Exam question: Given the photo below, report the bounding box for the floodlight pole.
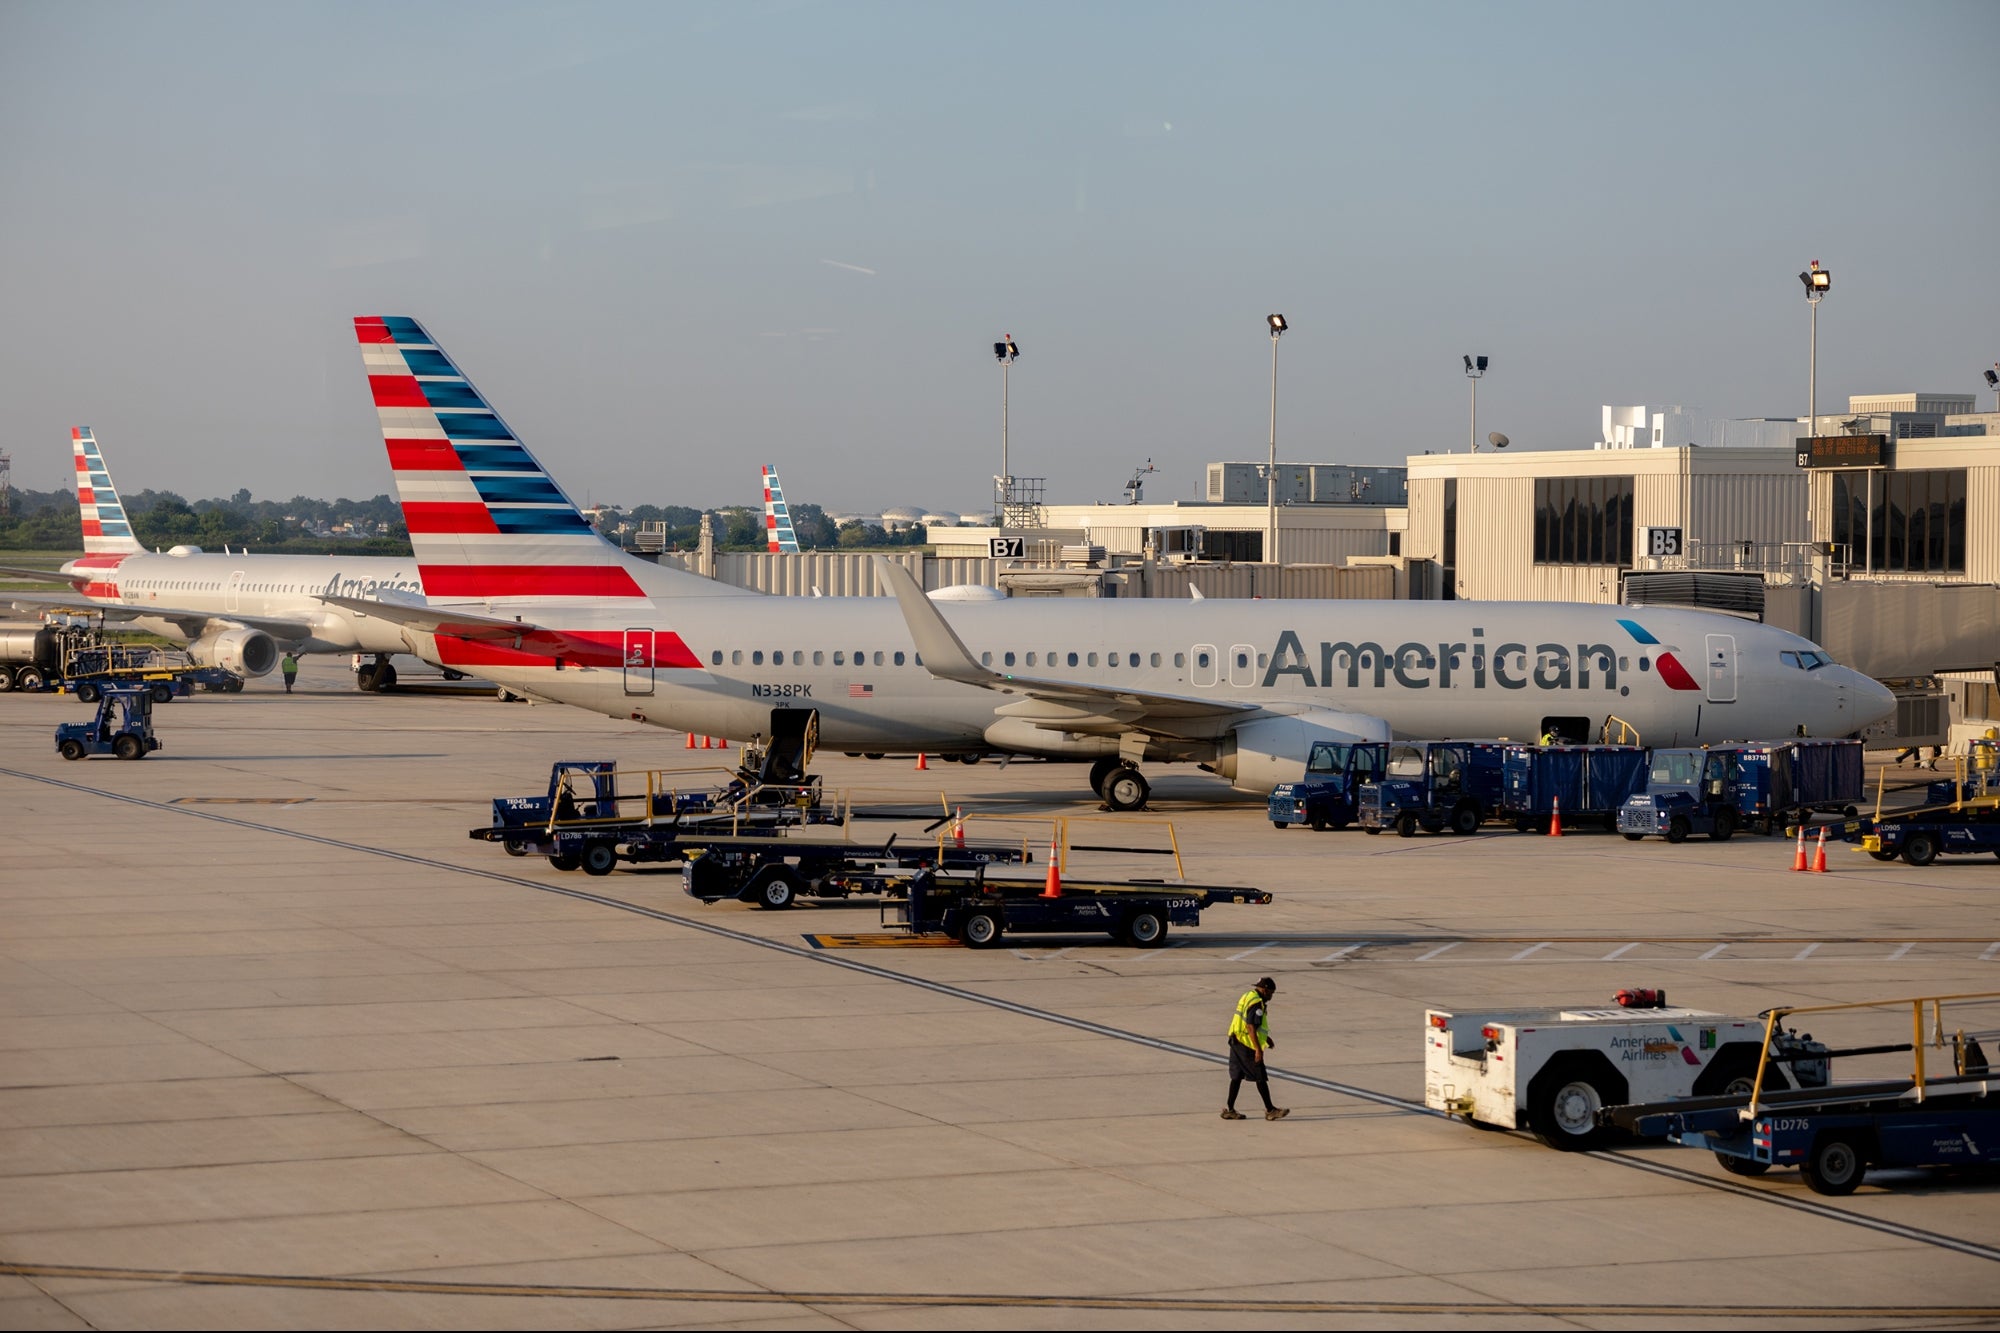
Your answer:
[1800,262,1831,551]
[1266,314,1286,565]
[994,336,1019,522]
[1464,356,1488,454]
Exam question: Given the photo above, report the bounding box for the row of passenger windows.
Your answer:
[709,648,1265,671]
[714,649,921,666]
[126,579,314,594]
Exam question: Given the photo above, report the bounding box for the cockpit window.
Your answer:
[1782,650,1831,670]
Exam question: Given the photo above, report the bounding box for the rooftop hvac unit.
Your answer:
[1060,544,1107,566]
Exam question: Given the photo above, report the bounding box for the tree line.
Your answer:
[0,487,929,554]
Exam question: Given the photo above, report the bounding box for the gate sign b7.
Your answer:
[1645,526,1683,558]
[990,536,1025,559]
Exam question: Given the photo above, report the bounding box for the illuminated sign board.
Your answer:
[1795,434,1890,469]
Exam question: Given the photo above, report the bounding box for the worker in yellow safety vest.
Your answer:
[1222,977,1289,1122]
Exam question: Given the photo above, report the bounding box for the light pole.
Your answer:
[1266,313,1286,565]
[1800,261,1831,436]
[993,335,1019,522]
[1463,355,1489,452]
[1984,364,1998,412]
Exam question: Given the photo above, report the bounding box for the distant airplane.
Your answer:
[331,315,1895,808]
[761,465,800,553]
[0,428,433,689]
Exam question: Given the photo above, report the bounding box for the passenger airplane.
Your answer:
[332,316,1895,807]
[761,466,800,553]
[0,428,434,689]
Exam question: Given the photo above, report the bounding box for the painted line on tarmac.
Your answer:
[7,765,1999,1270]
[2,1263,1995,1320]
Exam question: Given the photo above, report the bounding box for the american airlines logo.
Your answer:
[318,572,424,599]
[1258,622,1695,693]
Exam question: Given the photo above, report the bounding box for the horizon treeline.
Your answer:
[0,486,928,554]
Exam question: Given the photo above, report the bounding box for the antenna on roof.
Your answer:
[1123,459,1158,505]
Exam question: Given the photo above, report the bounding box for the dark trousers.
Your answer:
[1227,1038,1274,1110]
[283,674,296,693]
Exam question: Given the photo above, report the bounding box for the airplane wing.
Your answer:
[5,591,315,640]
[0,564,74,582]
[315,593,611,660]
[873,557,1257,736]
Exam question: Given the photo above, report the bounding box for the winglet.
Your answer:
[873,557,990,686]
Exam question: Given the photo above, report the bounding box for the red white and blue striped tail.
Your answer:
[73,428,142,555]
[354,317,730,604]
[762,465,800,553]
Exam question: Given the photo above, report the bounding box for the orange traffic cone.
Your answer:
[915,752,929,771]
[1548,795,1563,838]
[1041,838,1062,898]
[685,732,696,749]
[1791,824,1808,872]
[1811,825,1828,874]
[953,806,967,848]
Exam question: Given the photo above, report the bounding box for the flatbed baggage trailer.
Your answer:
[1608,989,1999,1194]
[473,759,837,867]
[682,837,1032,910]
[886,867,1272,948]
[1841,741,2000,866]
[1424,993,1830,1150]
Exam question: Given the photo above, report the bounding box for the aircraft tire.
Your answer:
[1088,757,1123,798]
[1103,767,1150,812]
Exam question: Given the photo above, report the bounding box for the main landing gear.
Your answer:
[1088,756,1151,812]
[354,654,399,693]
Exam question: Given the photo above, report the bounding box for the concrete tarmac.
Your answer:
[2,658,1996,1329]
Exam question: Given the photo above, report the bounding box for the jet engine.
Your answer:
[1213,710,1393,795]
[188,627,279,678]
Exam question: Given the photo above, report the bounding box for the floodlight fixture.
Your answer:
[993,336,1019,363]
[1799,260,1831,300]
[1267,313,1287,337]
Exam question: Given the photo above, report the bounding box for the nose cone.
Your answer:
[1849,669,1895,732]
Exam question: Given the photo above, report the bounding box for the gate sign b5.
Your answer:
[1645,526,1683,558]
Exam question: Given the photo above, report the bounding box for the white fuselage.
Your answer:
[412,591,1891,756]
[62,548,427,654]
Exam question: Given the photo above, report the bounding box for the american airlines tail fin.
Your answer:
[72,428,142,555]
[354,317,736,602]
[762,465,800,553]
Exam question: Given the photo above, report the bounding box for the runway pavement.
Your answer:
[2,657,1996,1329]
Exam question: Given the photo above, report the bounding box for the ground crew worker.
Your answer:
[280,651,299,694]
[1222,976,1288,1121]
[1540,728,1557,745]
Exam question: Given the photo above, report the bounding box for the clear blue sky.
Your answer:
[3,1,1995,515]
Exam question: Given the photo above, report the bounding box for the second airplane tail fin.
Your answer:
[762,465,800,553]
[72,428,142,555]
[354,316,735,603]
